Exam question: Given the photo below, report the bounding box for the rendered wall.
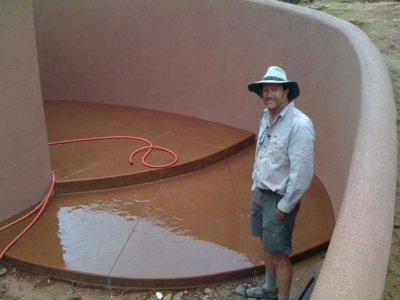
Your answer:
[34,0,361,215]
[32,0,397,299]
[0,0,51,221]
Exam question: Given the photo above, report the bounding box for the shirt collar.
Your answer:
[264,101,295,118]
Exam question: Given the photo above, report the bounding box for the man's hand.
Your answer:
[276,208,286,220]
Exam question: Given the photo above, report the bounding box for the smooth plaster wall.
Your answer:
[0,0,51,221]
[33,0,360,216]
[31,0,397,299]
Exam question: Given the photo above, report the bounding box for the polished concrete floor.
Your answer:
[0,100,335,288]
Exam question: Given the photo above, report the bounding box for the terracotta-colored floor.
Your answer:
[0,100,335,288]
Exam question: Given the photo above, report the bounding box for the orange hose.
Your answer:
[0,171,55,260]
[49,135,178,168]
[0,136,177,260]
[129,145,178,168]
[0,200,45,232]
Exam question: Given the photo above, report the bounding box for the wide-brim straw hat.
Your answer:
[248,66,300,101]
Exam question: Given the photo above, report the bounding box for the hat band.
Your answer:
[262,76,285,81]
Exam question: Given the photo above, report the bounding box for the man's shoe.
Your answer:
[235,284,278,299]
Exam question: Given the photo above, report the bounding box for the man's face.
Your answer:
[262,83,289,115]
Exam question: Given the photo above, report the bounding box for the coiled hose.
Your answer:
[0,136,177,259]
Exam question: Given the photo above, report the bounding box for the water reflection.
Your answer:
[57,199,254,277]
[57,206,136,273]
[110,217,254,278]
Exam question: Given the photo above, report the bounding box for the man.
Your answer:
[238,66,315,300]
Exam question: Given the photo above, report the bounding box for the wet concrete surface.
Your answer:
[0,101,335,288]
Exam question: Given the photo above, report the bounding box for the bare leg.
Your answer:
[264,250,276,275]
[271,253,292,297]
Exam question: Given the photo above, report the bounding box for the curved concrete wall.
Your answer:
[19,0,397,298]
[33,0,366,217]
[0,0,51,221]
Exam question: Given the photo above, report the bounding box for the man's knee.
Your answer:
[270,253,291,266]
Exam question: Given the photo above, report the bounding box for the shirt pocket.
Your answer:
[268,137,287,163]
[263,207,285,229]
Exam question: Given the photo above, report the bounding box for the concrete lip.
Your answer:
[45,100,255,194]
[0,101,335,288]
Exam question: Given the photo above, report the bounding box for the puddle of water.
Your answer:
[57,198,254,277]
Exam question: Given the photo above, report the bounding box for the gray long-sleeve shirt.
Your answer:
[252,102,315,213]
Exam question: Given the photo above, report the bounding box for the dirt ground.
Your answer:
[1,1,400,299]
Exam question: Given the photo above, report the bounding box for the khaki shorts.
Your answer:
[250,187,299,255]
